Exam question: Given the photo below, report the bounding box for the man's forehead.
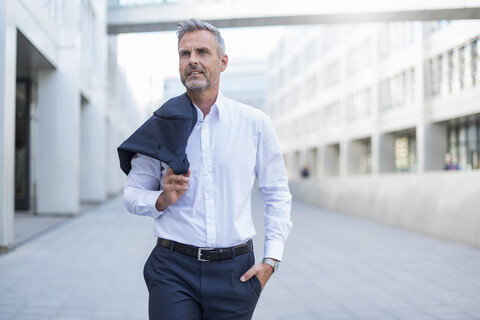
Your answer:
[179,30,216,49]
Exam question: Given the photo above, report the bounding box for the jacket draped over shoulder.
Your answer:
[117,93,197,175]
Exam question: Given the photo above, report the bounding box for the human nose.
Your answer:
[188,52,199,65]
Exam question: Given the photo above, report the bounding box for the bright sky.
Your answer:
[116,26,287,107]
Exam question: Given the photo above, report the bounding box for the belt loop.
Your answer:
[231,246,236,257]
[169,241,175,252]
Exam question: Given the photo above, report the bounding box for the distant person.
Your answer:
[118,19,292,320]
[301,164,310,178]
[444,153,458,170]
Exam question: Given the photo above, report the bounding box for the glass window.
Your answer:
[458,125,468,170]
[305,75,317,100]
[324,101,340,126]
[329,144,340,176]
[448,126,458,166]
[467,122,478,170]
[323,60,340,89]
[394,132,416,172]
[459,46,466,90]
[359,138,372,174]
[430,59,438,96]
[448,50,455,93]
[472,39,479,86]
[447,122,480,170]
[437,55,443,95]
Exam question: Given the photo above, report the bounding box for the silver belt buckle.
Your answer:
[198,247,214,261]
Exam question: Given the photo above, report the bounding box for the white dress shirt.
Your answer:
[123,92,292,261]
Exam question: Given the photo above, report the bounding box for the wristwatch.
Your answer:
[262,258,280,272]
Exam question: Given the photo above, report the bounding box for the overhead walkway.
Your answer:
[107,0,480,34]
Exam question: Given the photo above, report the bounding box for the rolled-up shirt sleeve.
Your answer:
[123,154,165,219]
[255,114,292,261]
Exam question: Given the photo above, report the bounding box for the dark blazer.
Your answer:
[117,93,197,175]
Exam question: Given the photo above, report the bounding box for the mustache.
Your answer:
[185,66,205,75]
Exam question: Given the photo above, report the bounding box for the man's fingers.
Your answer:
[165,170,190,184]
[240,265,257,282]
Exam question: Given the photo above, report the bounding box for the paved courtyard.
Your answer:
[1,190,480,320]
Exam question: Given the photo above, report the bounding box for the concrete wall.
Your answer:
[289,171,480,246]
[0,0,17,247]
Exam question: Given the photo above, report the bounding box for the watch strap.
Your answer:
[262,258,280,272]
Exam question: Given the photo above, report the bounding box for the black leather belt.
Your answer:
[156,238,253,261]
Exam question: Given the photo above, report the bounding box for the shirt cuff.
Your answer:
[146,190,165,219]
[263,240,285,261]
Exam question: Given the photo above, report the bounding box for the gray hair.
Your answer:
[176,18,226,57]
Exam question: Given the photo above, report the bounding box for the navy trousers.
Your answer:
[143,242,262,320]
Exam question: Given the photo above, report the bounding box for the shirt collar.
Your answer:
[193,91,225,122]
[215,91,225,122]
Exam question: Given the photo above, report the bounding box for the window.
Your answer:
[394,131,416,172]
[326,144,340,176]
[437,55,443,95]
[472,39,479,86]
[467,123,478,170]
[324,101,340,126]
[323,60,340,89]
[448,50,455,93]
[447,122,480,170]
[379,67,415,111]
[359,138,372,174]
[305,75,317,100]
[430,59,438,96]
[347,40,371,76]
[430,55,445,97]
[347,88,372,121]
[378,22,417,59]
[459,46,466,90]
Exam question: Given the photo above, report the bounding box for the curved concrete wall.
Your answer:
[289,171,480,246]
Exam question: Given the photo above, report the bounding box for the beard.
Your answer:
[181,67,219,92]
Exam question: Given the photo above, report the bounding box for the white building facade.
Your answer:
[267,21,480,246]
[0,0,142,249]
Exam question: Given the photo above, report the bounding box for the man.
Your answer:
[122,18,292,320]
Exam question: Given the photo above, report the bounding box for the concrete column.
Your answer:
[416,23,428,173]
[36,0,83,215]
[346,140,359,175]
[419,123,448,171]
[80,90,107,203]
[371,132,380,174]
[324,143,340,176]
[370,26,380,175]
[106,116,125,197]
[0,0,17,247]
[37,48,81,215]
[318,145,327,177]
[379,133,396,173]
[339,139,349,177]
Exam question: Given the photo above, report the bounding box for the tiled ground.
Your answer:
[1,191,479,320]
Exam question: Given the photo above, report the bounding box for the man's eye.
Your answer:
[181,52,190,57]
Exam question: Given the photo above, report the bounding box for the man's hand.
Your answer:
[155,168,191,211]
[240,262,274,291]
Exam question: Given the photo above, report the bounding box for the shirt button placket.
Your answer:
[201,119,216,247]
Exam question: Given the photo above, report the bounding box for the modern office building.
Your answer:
[0,0,143,248]
[267,21,480,245]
